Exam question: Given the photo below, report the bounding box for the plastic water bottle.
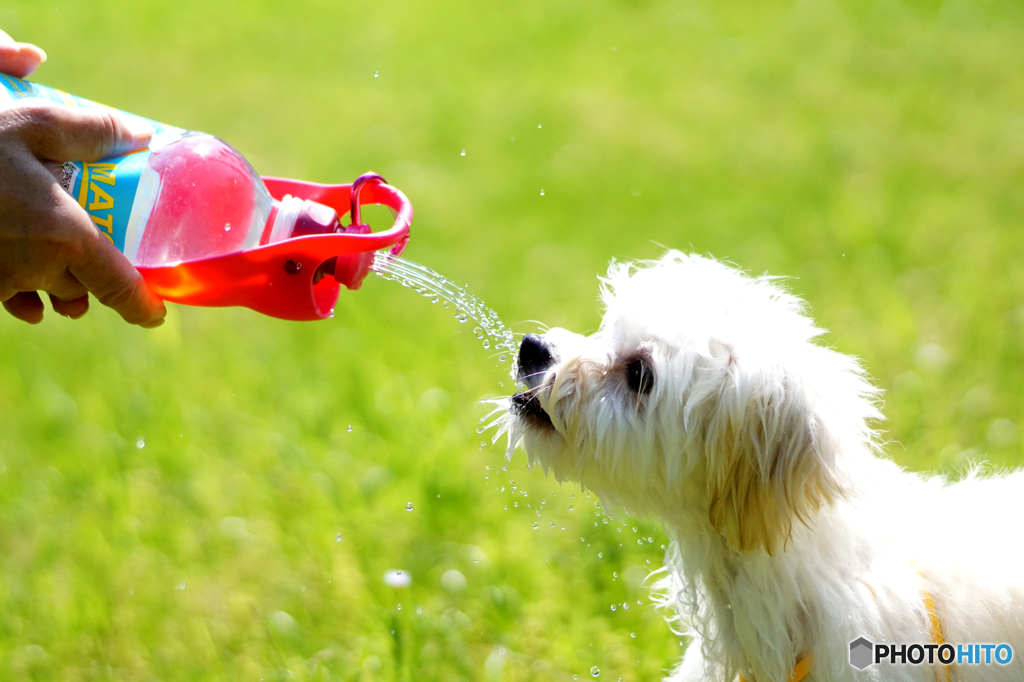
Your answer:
[0,74,341,267]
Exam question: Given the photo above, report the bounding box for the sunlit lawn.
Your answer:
[2,0,1024,679]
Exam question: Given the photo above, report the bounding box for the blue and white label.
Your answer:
[0,75,185,255]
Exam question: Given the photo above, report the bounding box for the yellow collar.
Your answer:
[738,655,811,682]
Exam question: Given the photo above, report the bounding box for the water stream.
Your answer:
[371,252,518,366]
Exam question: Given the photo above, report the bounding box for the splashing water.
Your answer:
[371,253,517,360]
[372,252,525,512]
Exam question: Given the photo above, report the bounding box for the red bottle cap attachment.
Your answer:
[137,173,412,321]
[291,200,340,238]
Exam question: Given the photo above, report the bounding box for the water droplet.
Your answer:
[476,426,485,434]
[610,604,616,611]
[336,533,342,542]
[540,189,545,196]
[136,438,145,449]
[460,149,466,156]
[347,425,353,433]
[374,71,379,77]
[384,570,412,588]
[406,502,414,511]
[224,224,232,232]
[499,354,507,362]
[622,602,628,610]
[533,522,538,530]
[502,464,508,472]
[473,327,484,338]
[482,339,490,349]
[726,603,732,609]
[613,571,618,579]
[591,666,600,677]
[175,581,186,591]
[630,632,636,639]
[597,552,603,559]
[568,504,574,511]
[397,603,402,610]
[538,124,543,129]
[456,313,468,323]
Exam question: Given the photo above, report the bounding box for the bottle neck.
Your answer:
[261,195,305,245]
[260,195,341,245]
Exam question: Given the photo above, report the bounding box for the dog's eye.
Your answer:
[625,357,654,395]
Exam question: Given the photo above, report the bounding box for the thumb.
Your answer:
[12,100,153,162]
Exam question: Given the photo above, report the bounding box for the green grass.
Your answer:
[3,0,1024,679]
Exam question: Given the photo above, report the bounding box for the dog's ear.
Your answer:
[705,368,845,553]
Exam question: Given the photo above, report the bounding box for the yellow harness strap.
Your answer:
[919,573,951,682]
[737,654,812,682]
[735,571,948,682]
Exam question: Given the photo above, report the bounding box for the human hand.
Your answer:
[0,32,166,327]
[0,29,46,78]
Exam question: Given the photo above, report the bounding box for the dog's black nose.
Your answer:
[518,334,555,389]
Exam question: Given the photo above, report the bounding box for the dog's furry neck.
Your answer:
[655,454,911,682]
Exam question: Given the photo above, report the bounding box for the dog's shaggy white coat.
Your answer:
[495,251,1024,681]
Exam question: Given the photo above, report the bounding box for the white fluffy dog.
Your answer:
[494,251,1024,681]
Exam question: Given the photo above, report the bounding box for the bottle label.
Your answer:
[58,152,156,256]
[1,74,182,262]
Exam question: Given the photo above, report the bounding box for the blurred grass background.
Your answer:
[2,0,1024,679]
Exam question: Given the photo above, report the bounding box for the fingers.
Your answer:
[43,267,89,302]
[2,291,44,324]
[11,101,152,163]
[1,291,92,322]
[0,30,46,79]
[48,292,89,319]
[67,227,166,328]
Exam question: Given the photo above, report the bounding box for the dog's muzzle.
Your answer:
[512,334,556,427]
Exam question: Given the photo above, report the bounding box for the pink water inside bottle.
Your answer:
[132,133,274,267]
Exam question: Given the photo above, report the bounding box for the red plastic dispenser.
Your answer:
[137,169,412,321]
[0,74,413,322]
